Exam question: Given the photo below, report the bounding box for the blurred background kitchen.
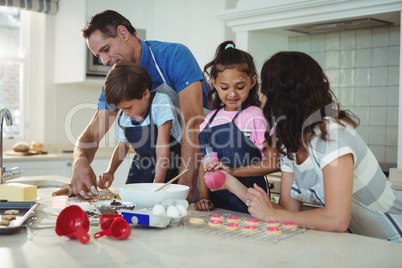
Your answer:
[1,0,401,188]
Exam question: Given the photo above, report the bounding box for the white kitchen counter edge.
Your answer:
[3,150,117,162]
[1,175,402,267]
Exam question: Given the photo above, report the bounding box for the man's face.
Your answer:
[87,29,135,66]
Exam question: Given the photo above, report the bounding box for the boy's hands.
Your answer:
[98,172,114,189]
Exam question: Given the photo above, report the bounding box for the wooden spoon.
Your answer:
[154,169,189,192]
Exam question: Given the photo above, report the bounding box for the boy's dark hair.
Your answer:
[204,40,261,110]
[104,61,152,107]
[82,10,136,39]
[261,51,359,160]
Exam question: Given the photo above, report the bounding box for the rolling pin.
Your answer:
[52,184,89,197]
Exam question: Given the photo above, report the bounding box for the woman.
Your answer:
[218,51,402,242]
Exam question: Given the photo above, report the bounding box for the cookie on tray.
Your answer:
[4,210,19,215]
[208,220,224,227]
[225,223,240,230]
[189,217,205,224]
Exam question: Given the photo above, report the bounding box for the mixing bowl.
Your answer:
[118,183,189,207]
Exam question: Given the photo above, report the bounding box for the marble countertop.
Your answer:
[1,176,401,268]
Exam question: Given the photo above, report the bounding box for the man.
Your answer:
[71,10,208,202]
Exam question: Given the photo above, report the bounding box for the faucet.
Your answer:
[0,108,23,184]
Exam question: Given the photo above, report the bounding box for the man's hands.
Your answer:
[71,110,118,199]
[71,157,99,199]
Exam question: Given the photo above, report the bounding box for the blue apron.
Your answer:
[198,107,268,213]
[119,92,181,184]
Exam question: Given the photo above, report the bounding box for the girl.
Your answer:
[222,51,402,242]
[195,41,279,213]
[98,61,181,187]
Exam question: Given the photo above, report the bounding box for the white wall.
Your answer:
[248,32,289,75]
[150,0,233,70]
[289,26,400,170]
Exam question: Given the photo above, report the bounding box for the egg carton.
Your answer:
[120,209,187,228]
[180,213,312,243]
[120,199,189,228]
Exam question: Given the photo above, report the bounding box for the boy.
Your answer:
[98,61,181,187]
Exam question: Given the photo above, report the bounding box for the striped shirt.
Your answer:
[115,92,181,144]
[281,118,402,242]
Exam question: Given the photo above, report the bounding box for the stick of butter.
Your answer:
[0,183,37,201]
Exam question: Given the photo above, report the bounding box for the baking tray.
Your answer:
[180,213,311,243]
[66,199,137,225]
[94,200,136,214]
[0,201,39,234]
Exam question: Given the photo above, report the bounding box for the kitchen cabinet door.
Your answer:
[5,160,73,177]
[54,0,149,85]
[54,0,88,84]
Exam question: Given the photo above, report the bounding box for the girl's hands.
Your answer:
[204,170,241,193]
[204,161,233,175]
[194,199,214,211]
[195,170,236,211]
[98,172,114,189]
[246,183,274,221]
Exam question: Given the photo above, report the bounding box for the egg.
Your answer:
[176,204,187,216]
[166,205,181,218]
[174,199,189,209]
[161,199,175,207]
[152,204,166,216]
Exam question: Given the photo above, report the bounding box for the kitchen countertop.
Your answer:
[3,148,117,162]
[1,176,401,268]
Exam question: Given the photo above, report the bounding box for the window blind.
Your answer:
[0,0,58,15]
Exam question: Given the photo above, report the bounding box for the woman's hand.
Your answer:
[98,172,114,189]
[246,183,274,221]
[204,161,234,175]
[194,199,214,211]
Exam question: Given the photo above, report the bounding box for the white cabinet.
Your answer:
[5,157,130,187]
[54,0,150,85]
[53,0,88,84]
[6,160,73,177]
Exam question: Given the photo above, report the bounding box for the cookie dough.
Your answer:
[1,215,16,221]
[0,220,10,226]
[4,210,19,215]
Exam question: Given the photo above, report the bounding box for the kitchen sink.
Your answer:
[6,175,70,188]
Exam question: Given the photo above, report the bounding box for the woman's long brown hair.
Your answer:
[260,51,359,160]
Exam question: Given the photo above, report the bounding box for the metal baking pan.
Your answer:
[0,202,39,234]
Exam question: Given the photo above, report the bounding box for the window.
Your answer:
[0,7,23,137]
